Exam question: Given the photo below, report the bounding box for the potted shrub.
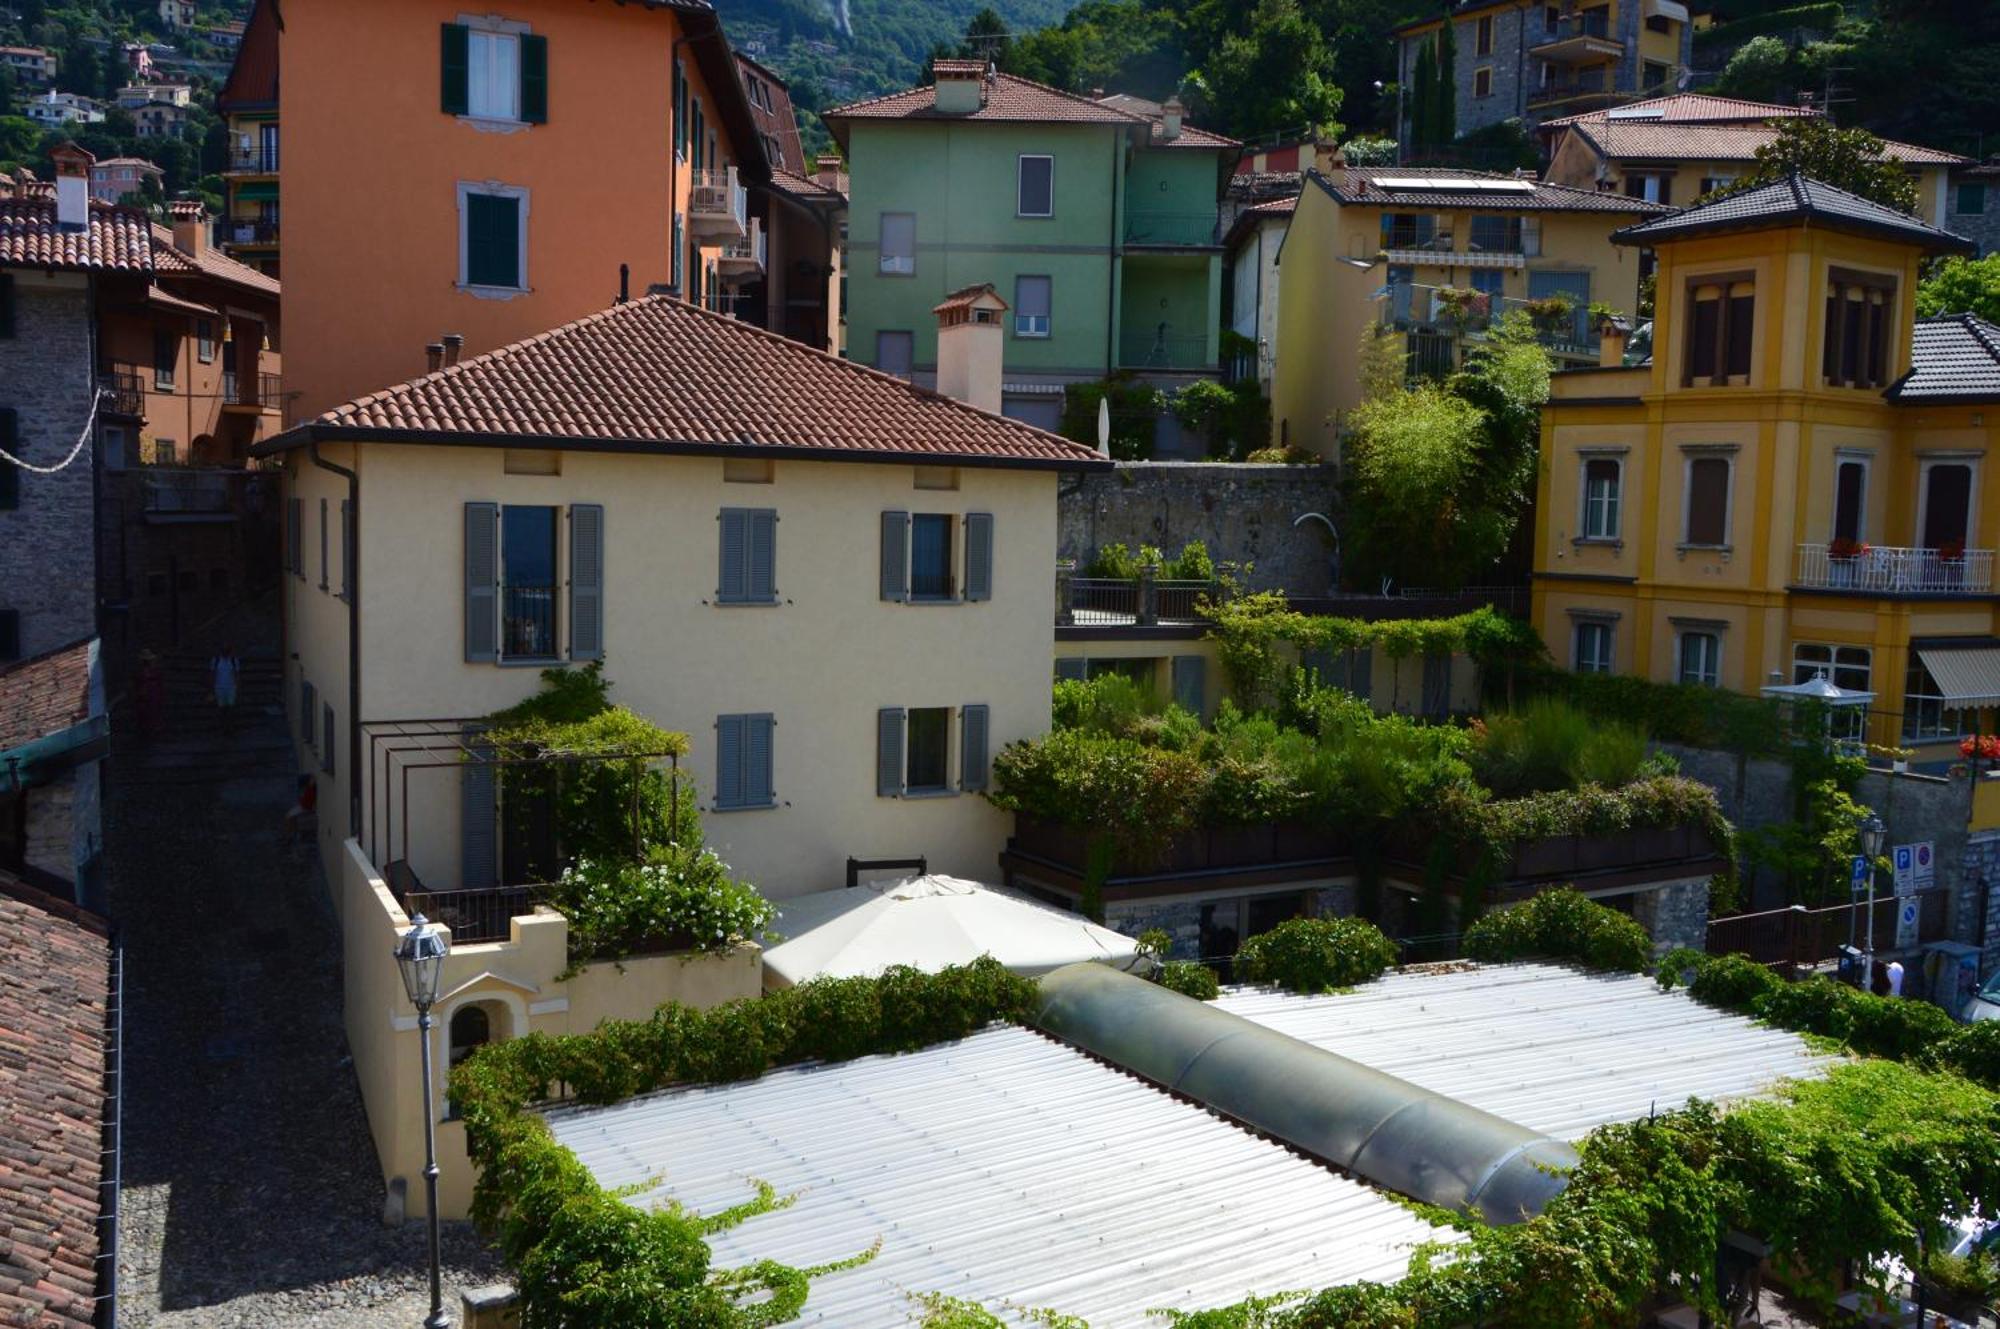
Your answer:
[1827,536,1868,587]
[1434,285,1491,333]
[1524,291,1577,339]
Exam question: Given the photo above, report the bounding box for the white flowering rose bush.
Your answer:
[551,843,777,970]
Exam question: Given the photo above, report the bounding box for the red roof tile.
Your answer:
[0,640,96,754]
[766,165,843,202]
[264,296,1104,470]
[0,871,112,1329]
[148,222,280,298]
[0,196,151,274]
[1572,120,1967,167]
[825,70,1145,135]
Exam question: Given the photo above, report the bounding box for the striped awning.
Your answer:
[1915,646,2000,706]
[1644,0,1691,21]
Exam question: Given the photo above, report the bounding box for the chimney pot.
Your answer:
[932,283,1007,415]
[169,198,207,260]
[49,142,92,231]
[1162,96,1183,142]
[442,334,464,367]
[426,343,445,372]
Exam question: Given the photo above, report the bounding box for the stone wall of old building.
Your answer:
[1058,462,1342,596]
[0,277,99,659]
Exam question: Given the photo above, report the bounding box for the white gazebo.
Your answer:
[1761,669,1876,744]
[762,874,1142,989]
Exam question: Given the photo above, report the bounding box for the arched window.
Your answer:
[448,1003,491,1069]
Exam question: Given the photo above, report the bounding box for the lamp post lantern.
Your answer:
[1857,816,1887,987]
[394,913,452,1329]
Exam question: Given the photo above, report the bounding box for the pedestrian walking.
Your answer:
[211,645,240,732]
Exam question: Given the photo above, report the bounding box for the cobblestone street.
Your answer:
[106,610,502,1327]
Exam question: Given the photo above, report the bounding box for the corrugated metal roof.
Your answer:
[545,1025,1451,1327]
[1215,963,1837,1141]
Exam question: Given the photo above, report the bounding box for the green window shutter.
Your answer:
[748,509,776,602]
[717,507,748,601]
[0,275,14,339]
[1171,655,1206,718]
[1055,658,1087,683]
[465,193,520,289]
[569,503,604,660]
[0,411,17,511]
[441,22,470,115]
[464,501,499,662]
[461,728,497,889]
[520,33,548,125]
[880,510,909,601]
[715,714,745,808]
[959,704,989,792]
[877,707,905,797]
[963,512,993,601]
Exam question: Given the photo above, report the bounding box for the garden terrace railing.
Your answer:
[1124,209,1220,247]
[1156,579,1211,622]
[222,216,280,245]
[142,467,235,514]
[385,859,547,946]
[99,365,145,417]
[1118,330,1210,372]
[1794,543,1994,595]
[1055,568,1216,626]
[1065,576,1140,625]
[226,144,280,172]
[1705,888,1950,971]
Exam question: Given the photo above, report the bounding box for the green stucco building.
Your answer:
[826,64,1236,440]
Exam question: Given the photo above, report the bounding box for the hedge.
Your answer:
[1461,887,1654,973]
[1235,916,1400,993]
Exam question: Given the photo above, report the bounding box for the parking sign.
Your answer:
[1892,844,1915,895]
[1913,842,1935,890]
[1896,896,1921,948]
[1849,855,1870,897]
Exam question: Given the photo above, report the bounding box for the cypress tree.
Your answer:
[1435,16,1458,148]
[1411,41,1435,153]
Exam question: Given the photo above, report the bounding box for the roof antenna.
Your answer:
[617,262,630,304]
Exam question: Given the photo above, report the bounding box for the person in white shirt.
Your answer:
[1886,959,1904,998]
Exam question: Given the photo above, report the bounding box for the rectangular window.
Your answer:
[1904,655,1975,741]
[467,29,520,121]
[1581,457,1621,539]
[1958,182,1986,215]
[1645,13,1672,31]
[714,713,775,810]
[1473,66,1493,98]
[1469,269,1505,298]
[1684,276,1753,385]
[1017,154,1054,217]
[1625,173,1671,205]
[1793,643,1871,738]
[909,513,954,600]
[875,330,913,378]
[1823,270,1897,389]
[1832,458,1866,543]
[1573,621,1614,674]
[1698,174,1736,196]
[1015,274,1051,337]
[1382,213,1436,249]
[717,507,777,604]
[905,706,951,793]
[1643,58,1670,87]
[1684,455,1731,546]
[1467,215,1520,253]
[196,318,215,363]
[879,211,915,275]
[501,504,559,659]
[153,328,177,389]
[1677,631,1721,687]
[462,189,524,290]
[1476,14,1493,53]
[1921,462,1973,551]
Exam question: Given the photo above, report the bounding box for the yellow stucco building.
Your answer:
[1270,161,1665,458]
[1532,174,2000,756]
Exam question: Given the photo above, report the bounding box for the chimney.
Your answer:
[931,58,986,115]
[932,283,1007,415]
[1162,96,1184,142]
[442,333,464,367]
[1312,140,1345,176]
[426,343,445,373]
[1598,316,1631,369]
[49,142,92,231]
[169,198,207,259]
[814,153,845,191]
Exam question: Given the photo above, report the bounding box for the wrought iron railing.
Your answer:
[1118,329,1210,371]
[502,584,558,659]
[99,364,145,416]
[1124,209,1219,247]
[1795,543,1994,594]
[226,144,280,172]
[222,368,283,407]
[222,216,279,245]
[142,468,234,513]
[1057,569,1215,626]
[1067,577,1140,625]
[397,878,547,946]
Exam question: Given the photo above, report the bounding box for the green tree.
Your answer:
[962,6,1009,64]
[1720,116,1923,214]
[1005,2,1185,99]
[0,67,14,120]
[1917,254,2000,323]
[1431,12,1457,152]
[1185,0,1343,142]
[1341,383,1489,588]
[1712,35,1795,104]
[1408,38,1435,151]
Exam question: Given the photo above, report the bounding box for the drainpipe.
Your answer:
[309,440,361,833]
[1106,127,1121,376]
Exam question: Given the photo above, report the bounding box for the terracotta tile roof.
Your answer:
[0,640,97,755]
[1092,93,1240,150]
[824,70,1145,143]
[933,282,1005,314]
[1887,315,2000,403]
[1228,170,1303,205]
[765,165,842,202]
[1612,174,1975,254]
[0,870,113,1329]
[1309,166,1672,214]
[1541,93,1821,129]
[1572,120,1967,167]
[1223,194,1296,250]
[0,196,151,274]
[930,58,986,77]
[264,296,1105,470]
[736,50,807,175]
[148,222,280,298]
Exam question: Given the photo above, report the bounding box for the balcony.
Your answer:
[142,467,236,515]
[1118,327,1210,372]
[99,364,145,418]
[717,220,767,283]
[1528,69,1618,110]
[220,368,283,413]
[1794,543,1995,596]
[225,144,279,174]
[221,216,279,247]
[1378,282,1599,361]
[688,166,747,241]
[1530,10,1622,63]
[1124,209,1219,248]
[1056,568,1214,627]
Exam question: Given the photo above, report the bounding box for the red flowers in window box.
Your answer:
[1938,540,1966,562]
[1957,734,2000,760]
[1828,537,1870,560]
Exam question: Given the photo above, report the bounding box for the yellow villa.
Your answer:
[1270,161,1665,457]
[1532,174,1999,757]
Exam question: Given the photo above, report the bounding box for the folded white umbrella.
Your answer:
[761,874,1143,988]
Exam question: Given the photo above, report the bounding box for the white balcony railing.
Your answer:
[689,166,747,239]
[718,219,766,281]
[1795,543,1994,594]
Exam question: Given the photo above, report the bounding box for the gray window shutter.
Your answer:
[748,713,774,805]
[322,702,336,775]
[460,729,496,889]
[288,496,303,575]
[960,704,989,791]
[964,512,993,602]
[717,508,747,601]
[1422,654,1451,718]
[318,496,329,589]
[1055,658,1087,682]
[340,498,354,601]
[464,502,499,662]
[301,679,315,742]
[880,510,909,602]
[749,509,776,602]
[1172,655,1206,717]
[569,503,604,660]
[715,714,744,808]
[876,707,905,796]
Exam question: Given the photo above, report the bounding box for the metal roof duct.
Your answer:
[1034,962,1578,1222]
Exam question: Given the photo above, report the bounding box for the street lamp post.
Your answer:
[1858,816,1887,990]
[394,914,452,1329]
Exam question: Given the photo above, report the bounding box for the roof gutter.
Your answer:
[308,441,362,833]
[0,714,111,793]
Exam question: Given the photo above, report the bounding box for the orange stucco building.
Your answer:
[276,0,768,419]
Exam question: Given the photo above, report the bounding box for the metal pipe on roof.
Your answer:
[1034,962,1579,1222]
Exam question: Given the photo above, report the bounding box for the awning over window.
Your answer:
[1644,0,1692,21]
[233,181,278,202]
[1916,646,2000,706]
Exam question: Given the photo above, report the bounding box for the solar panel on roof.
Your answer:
[1368,175,1536,192]
[1607,106,1666,120]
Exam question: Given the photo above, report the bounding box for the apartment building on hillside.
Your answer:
[269,0,770,419]
[736,51,846,352]
[1395,0,1694,141]
[216,0,280,275]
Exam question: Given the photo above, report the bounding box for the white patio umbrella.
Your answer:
[761,874,1143,988]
